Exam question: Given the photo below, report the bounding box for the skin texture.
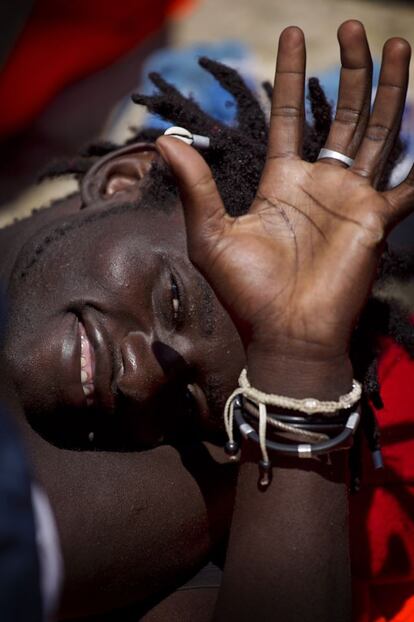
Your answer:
[0,18,413,622]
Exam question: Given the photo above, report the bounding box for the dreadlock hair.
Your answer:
[41,57,414,484]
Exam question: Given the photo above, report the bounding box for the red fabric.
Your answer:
[0,0,193,137]
[351,339,414,621]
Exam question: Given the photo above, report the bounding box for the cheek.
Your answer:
[105,253,132,288]
[4,316,63,414]
[83,234,154,303]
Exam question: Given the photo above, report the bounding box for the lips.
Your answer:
[80,309,118,413]
[56,314,87,410]
[79,321,95,404]
[56,311,116,413]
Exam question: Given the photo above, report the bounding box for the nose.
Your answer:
[116,331,189,403]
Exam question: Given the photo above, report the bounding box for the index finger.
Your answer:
[266,27,306,161]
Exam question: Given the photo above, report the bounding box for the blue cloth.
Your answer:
[0,400,42,621]
[109,41,259,132]
[0,290,42,621]
[140,41,257,128]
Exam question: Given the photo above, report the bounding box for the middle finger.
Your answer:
[318,20,372,168]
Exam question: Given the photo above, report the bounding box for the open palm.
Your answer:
[157,21,414,365]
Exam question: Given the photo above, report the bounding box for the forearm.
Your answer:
[214,357,353,622]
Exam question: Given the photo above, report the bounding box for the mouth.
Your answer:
[79,309,118,414]
[79,321,96,405]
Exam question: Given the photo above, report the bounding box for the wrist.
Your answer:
[246,342,353,400]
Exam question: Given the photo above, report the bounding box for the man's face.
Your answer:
[3,179,244,449]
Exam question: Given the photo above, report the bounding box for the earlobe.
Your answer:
[81,143,159,206]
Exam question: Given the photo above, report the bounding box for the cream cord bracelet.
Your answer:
[238,368,361,413]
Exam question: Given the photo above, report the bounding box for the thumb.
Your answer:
[156,136,228,266]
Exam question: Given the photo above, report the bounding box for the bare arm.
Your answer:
[213,366,352,621]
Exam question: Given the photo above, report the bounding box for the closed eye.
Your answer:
[170,272,182,327]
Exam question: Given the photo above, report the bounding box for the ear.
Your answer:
[80,143,159,206]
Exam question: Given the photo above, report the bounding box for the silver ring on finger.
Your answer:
[317,148,354,168]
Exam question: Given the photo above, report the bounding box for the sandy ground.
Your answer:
[172,0,414,95]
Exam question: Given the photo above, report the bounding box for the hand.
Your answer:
[157,22,413,377]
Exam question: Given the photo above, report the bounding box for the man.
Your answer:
[1,20,414,621]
